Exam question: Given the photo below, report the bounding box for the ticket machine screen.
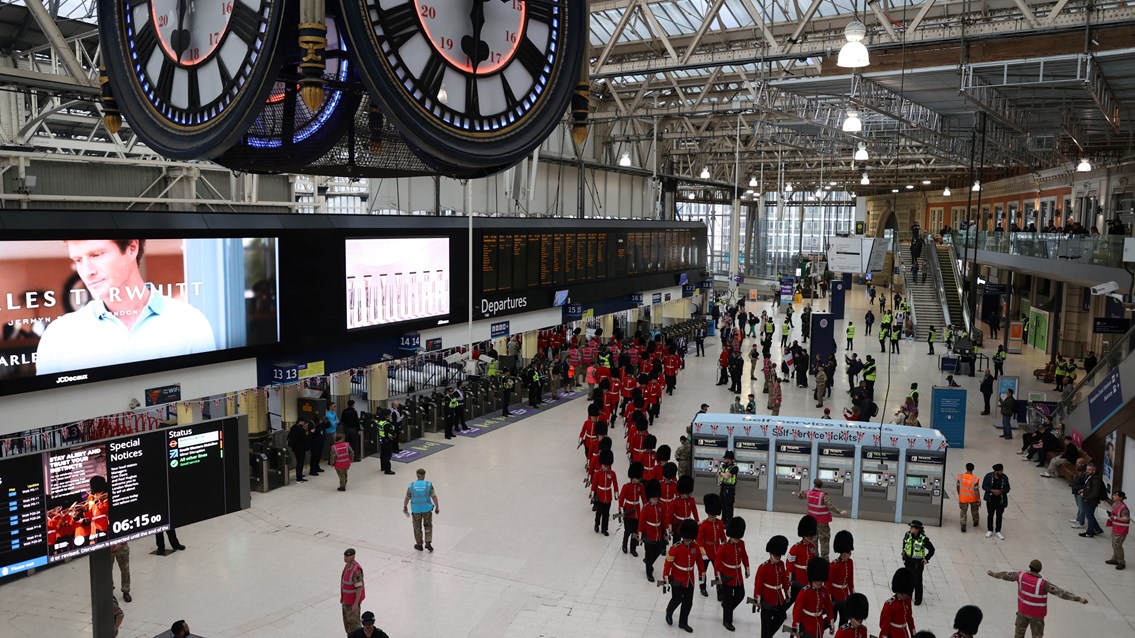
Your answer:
[862,472,880,486]
[906,476,925,488]
[818,469,838,481]
[775,466,794,478]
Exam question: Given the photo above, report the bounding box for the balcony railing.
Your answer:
[945,231,1128,268]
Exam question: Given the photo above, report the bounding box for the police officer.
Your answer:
[444,387,459,439]
[781,320,791,348]
[454,381,469,431]
[718,450,739,524]
[527,364,543,408]
[890,323,901,353]
[846,321,855,350]
[378,413,396,475]
[862,356,877,401]
[878,325,888,352]
[993,345,1007,378]
[927,326,936,355]
[900,520,935,606]
[500,369,514,417]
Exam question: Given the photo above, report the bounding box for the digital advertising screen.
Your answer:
[0,418,242,579]
[0,237,279,390]
[345,237,451,330]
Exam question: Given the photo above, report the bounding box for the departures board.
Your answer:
[479,228,701,295]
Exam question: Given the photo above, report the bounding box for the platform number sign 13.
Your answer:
[342,0,587,170]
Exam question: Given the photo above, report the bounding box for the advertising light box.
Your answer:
[0,418,242,579]
[0,237,279,393]
[345,237,451,330]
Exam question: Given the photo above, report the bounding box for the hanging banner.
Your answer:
[829,279,846,320]
[826,237,864,272]
[1088,369,1123,432]
[930,386,968,447]
[810,313,836,363]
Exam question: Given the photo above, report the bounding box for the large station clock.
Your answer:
[341,0,586,170]
[98,0,292,159]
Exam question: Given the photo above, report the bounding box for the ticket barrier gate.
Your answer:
[772,442,812,514]
[423,392,445,433]
[816,445,855,514]
[691,434,729,498]
[402,400,424,440]
[360,412,380,458]
[249,449,269,493]
[470,384,487,418]
[732,438,769,510]
[858,449,899,522]
[902,451,947,527]
[266,445,292,488]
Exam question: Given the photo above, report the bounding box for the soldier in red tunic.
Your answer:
[639,479,669,582]
[752,535,791,638]
[620,373,638,412]
[666,475,700,540]
[827,530,856,627]
[664,352,679,395]
[659,462,679,505]
[787,516,819,601]
[628,418,649,461]
[588,437,611,478]
[591,449,618,536]
[663,519,705,633]
[641,436,661,480]
[949,604,983,638]
[834,593,870,638]
[579,403,601,457]
[791,557,833,638]
[697,494,726,598]
[716,516,750,631]
[618,462,646,556]
[879,567,917,638]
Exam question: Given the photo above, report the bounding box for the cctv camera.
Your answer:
[1091,281,1119,296]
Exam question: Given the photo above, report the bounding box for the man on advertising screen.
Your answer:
[35,239,215,375]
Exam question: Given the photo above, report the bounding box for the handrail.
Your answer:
[943,230,1128,268]
[927,242,953,331]
[1055,319,1135,421]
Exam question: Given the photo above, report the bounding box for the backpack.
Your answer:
[870,402,880,417]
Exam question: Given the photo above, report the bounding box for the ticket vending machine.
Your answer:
[858,448,900,522]
[732,439,770,511]
[816,444,855,514]
[692,434,729,499]
[772,442,813,514]
[902,451,947,526]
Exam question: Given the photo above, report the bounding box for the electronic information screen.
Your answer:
[0,418,241,579]
[345,237,451,330]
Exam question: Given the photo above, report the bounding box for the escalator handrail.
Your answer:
[1056,320,1135,420]
[927,243,953,332]
[942,239,973,332]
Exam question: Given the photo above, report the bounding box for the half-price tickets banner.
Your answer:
[0,237,278,381]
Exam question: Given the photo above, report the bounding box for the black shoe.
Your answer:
[631,548,639,557]
[594,524,600,533]
[602,530,609,536]
[337,487,345,491]
[914,599,922,606]
[414,544,423,551]
[172,544,186,551]
[665,614,672,625]
[297,478,308,482]
[679,624,693,633]
[700,586,708,597]
[622,545,628,554]
[647,572,655,583]
[122,592,132,603]
[723,622,735,632]
[426,544,434,552]
[384,471,396,475]
[1079,532,1096,537]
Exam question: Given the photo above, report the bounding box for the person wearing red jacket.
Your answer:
[659,462,679,505]
[639,479,668,582]
[604,381,621,413]
[627,419,649,460]
[618,462,646,557]
[579,404,600,457]
[788,516,819,599]
[664,353,679,395]
[588,437,612,477]
[792,557,833,638]
[752,535,791,638]
[834,593,870,638]
[666,475,700,541]
[620,374,637,412]
[949,605,983,638]
[641,437,661,481]
[663,519,705,633]
[879,568,917,638]
[716,516,750,632]
[827,530,856,627]
[697,494,726,598]
[591,449,618,536]
[718,349,730,385]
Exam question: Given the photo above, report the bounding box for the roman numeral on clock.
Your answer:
[418,51,446,102]
[515,38,547,79]
[380,2,420,49]
[134,20,159,61]
[155,57,176,101]
[229,1,263,45]
[525,0,557,25]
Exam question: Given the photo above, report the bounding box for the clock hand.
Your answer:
[466,0,489,113]
[173,0,189,60]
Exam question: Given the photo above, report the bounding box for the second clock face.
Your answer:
[344,0,585,169]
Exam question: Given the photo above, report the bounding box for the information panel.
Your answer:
[0,418,242,579]
[345,237,452,330]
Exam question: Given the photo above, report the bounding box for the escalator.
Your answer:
[935,243,965,328]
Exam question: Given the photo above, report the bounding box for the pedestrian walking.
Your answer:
[793,479,848,559]
[949,605,983,638]
[403,468,440,552]
[927,326,936,355]
[1106,490,1128,569]
[752,534,791,638]
[591,449,618,536]
[899,520,935,606]
[787,515,819,601]
[879,567,917,637]
[1078,461,1106,538]
[986,559,1087,637]
[715,516,749,631]
[980,371,994,415]
[834,593,869,638]
[377,413,396,475]
[663,520,705,632]
[792,557,834,638]
[111,542,131,602]
[340,548,365,636]
[331,433,354,491]
[982,464,1010,539]
[619,462,646,556]
[828,531,855,627]
[956,463,981,532]
[639,479,668,582]
[865,310,875,336]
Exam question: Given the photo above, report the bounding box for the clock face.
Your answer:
[98,0,290,159]
[342,0,585,170]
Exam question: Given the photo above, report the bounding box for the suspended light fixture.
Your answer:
[618,152,631,167]
[837,20,870,69]
[943,185,952,197]
[891,188,900,193]
[688,192,696,200]
[854,142,869,161]
[785,182,793,192]
[921,179,932,185]
[749,176,758,188]
[1077,158,1092,172]
[906,184,914,190]
[972,180,981,192]
[860,172,870,185]
[842,108,863,133]
[700,166,710,179]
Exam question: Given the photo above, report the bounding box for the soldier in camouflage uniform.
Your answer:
[987,559,1087,637]
[675,436,692,478]
[111,542,131,602]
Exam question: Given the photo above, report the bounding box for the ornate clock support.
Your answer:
[98,65,122,135]
[298,0,328,111]
[570,4,591,147]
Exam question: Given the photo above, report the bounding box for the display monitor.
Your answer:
[678,272,689,285]
[345,237,451,330]
[861,472,880,486]
[775,466,794,478]
[0,238,278,388]
[553,289,570,306]
[818,469,837,481]
[906,476,925,488]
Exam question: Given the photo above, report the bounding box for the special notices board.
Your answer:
[479,228,701,295]
[0,418,242,579]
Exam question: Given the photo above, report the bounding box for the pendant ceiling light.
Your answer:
[837,20,870,69]
[619,152,631,166]
[842,108,863,133]
[749,176,759,188]
[1077,158,1092,172]
[943,185,952,197]
[785,182,794,192]
[972,180,981,192]
[860,172,870,185]
[854,142,869,161]
[700,166,710,179]
[688,192,696,200]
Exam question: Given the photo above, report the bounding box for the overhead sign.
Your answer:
[827,237,864,272]
[297,361,325,379]
[398,334,422,350]
[854,221,866,235]
[652,293,663,304]
[490,321,510,338]
[630,293,644,304]
[424,337,443,352]
[144,384,182,407]
[985,284,1008,295]
[1093,317,1131,334]
[1088,369,1123,432]
[865,238,889,272]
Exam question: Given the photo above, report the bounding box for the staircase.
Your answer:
[935,244,965,328]
[897,243,943,341]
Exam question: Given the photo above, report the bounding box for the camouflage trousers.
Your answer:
[959,501,980,530]
[342,603,362,635]
[1014,611,1044,638]
[817,523,831,559]
[413,511,434,545]
[112,545,130,593]
[1113,533,1127,565]
[336,468,349,490]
